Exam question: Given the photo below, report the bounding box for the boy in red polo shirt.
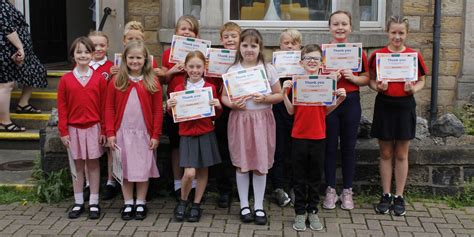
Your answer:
[281,44,346,232]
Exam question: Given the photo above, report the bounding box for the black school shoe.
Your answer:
[392,195,406,216]
[135,204,148,220]
[254,209,267,225]
[187,203,202,222]
[102,184,118,200]
[88,204,101,219]
[375,193,393,214]
[174,200,188,222]
[217,193,231,208]
[68,204,85,219]
[121,204,135,221]
[240,207,254,223]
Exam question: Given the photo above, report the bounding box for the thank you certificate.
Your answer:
[222,65,272,103]
[322,43,362,73]
[292,75,336,106]
[170,87,215,123]
[376,53,418,82]
[272,51,305,78]
[169,35,211,63]
[112,144,123,186]
[205,48,236,77]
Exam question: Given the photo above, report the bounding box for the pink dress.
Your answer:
[116,87,160,182]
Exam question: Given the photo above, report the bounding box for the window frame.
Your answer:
[360,0,386,29]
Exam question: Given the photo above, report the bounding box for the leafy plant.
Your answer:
[443,178,474,208]
[35,168,73,203]
[454,103,474,135]
[0,186,37,204]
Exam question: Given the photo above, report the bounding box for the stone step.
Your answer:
[10,91,57,112]
[11,112,51,130]
[0,129,41,150]
[45,70,69,90]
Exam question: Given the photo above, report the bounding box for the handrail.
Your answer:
[98,7,112,31]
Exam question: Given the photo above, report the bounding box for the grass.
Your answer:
[0,185,38,205]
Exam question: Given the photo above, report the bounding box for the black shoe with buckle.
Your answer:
[135,204,148,220]
[121,204,135,221]
[68,204,85,219]
[217,193,231,208]
[88,204,101,219]
[174,200,188,222]
[187,203,202,222]
[240,207,254,223]
[254,209,267,225]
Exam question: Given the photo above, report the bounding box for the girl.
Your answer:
[162,15,200,200]
[221,29,283,225]
[87,31,118,201]
[323,10,369,211]
[167,51,222,222]
[106,41,163,221]
[369,16,426,216]
[57,37,107,219]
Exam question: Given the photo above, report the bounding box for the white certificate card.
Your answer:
[170,87,215,123]
[376,53,418,82]
[322,43,363,73]
[66,147,77,181]
[112,144,123,186]
[169,35,212,63]
[272,51,305,78]
[292,74,336,106]
[205,48,236,77]
[222,65,272,103]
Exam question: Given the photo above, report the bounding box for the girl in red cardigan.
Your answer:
[106,41,163,221]
[167,51,222,222]
[57,37,107,220]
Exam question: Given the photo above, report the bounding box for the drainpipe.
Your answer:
[98,7,112,31]
[430,0,441,126]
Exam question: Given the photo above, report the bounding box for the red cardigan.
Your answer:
[105,77,163,139]
[90,60,113,81]
[173,82,222,136]
[57,71,107,137]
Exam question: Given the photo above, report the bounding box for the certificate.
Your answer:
[66,147,77,181]
[292,74,336,106]
[112,144,123,186]
[222,65,272,103]
[322,43,363,73]
[170,87,215,123]
[205,48,236,77]
[169,35,212,63]
[376,53,418,82]
[272,51,305,78]
[114,53,153,66]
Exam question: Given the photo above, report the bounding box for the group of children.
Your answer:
[57,10,427,231]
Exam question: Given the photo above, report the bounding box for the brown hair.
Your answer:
[175,15,200,36]
[234,29,265,65]
[219,22,241,37]
[328,10,352,26]
[183,50,206,84]
[69,36,95,62]
[386,15,410,32]
[115,41,158,93]
[300,44,322,59]
[88,31,109,43]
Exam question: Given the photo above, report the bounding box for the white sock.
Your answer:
[191,179,197,189]
[89,193,99,205]
[253,173,267,216]
[124,199,134,212]
[236,172,250,214]
[74,192,84,205]
[174,180,182,191]
[136,199,146,212]
[86,181,90,187]
[107,180,116,186]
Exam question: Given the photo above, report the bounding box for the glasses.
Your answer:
[302,56,321,62]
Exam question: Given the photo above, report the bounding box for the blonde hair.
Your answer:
[279,29,302,45]
[175,15,199,36]
[115,41,158,93]
[88,31,109,43]
[123,21,145,38]
[386,15,410,32]
[219,22,241,37]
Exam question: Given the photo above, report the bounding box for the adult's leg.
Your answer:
[378,140,395,194]
[394,140,410,196]
[0,82,15,124]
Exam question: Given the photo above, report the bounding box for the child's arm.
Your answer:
[105,78,117,149]
[281,80,294,115]
[252,82,283,104]
[57,76,70,147]
[368,67,388,92]
[150,79,163,149]
[163,63,185,83]
[98,75,108,145]
[210,86,223,120]
[326,88,347,115]
[221,86,248,110]
[341,70,370,86]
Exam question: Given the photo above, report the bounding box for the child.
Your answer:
[270,28,302,207]
[87,31,118,201]
[221,29,283,225]
[323,10,369,210]
[206,21,241,208]
[162,15,200,200]
[168,51,222,222]
[282,44,346,231]
[105,41,163,221]
[57,37,107,219]
[369,16,427,216]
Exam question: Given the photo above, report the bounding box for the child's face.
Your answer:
[74,43,93,66]
[329,13,352,42]
[279,34,301,51]
[300,51,322,74]
[123,30,145,45]
[185,57,205,82]
[387,23,407,50]
[89,36,108,61]
[176,21,196,38]
[240,39,260,64]
[126,48,145,74]
[221,30,240,50]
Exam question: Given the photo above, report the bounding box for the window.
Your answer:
[360,0,385,29]
[176,0,202,21]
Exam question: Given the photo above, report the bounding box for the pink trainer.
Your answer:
[340,188,354,210]
[323,187,338,209]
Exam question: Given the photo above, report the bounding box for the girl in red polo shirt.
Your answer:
[369,16,427,216]
[167,51,222,223]
[57,37,107,220]
[323,10,370,211]
[106,41,163,221]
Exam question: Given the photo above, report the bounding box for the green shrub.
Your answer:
[35,168,73,203]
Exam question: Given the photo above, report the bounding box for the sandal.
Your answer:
[0,122,26,132]
[187,203,202,222]
[174,200,188,222]
[16,104,41,114]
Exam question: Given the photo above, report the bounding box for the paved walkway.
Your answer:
[0,197,473,236]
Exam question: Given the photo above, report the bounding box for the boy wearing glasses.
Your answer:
[281,44,346,232]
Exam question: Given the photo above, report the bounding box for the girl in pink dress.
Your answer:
[106,41,163,221]
[57,37,107,220]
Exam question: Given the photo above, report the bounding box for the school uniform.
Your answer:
[369,46,427,140]
[105,76,163,182]
[174,79,222,168]
[57,68,107,160]
[89,57,113,81]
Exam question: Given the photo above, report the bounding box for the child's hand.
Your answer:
[149,138,159,150]
[404,81,415,94]
[334,88,347,98]
[61,135,70,148]
[167,98,177,108]
[282,80,292,93]
[210,98,222,109]
[108,136,116,150]
[153,67,166,77]
[170,62,185,74]
[341,69,355,82]
[252,93,267,103]
[99,135,107,146]
[376,81,388,92]
[232,97,248,110]
[331,70,342,82]
[110,65,119,75]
